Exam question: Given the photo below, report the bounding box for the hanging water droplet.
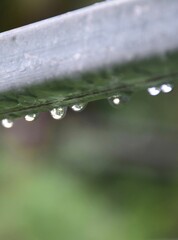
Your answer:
[50,107,67,120]
[160,83,173,93]
[108,95,121,108]
[2,119,14,128]
[25,114,37,122]
[108,93,131,108]
[147,87,160,96]
[71,103,87,112]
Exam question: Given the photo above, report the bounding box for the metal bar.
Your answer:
[0,0,178,119]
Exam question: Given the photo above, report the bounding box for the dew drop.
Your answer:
[108,95,121,108]
[71,103,87,112]
[2,119,13,129]
[160,83,173,93]
[147,87,160,96]
[25,114,37,122]
[50,107,67,120]
[108,94,131,108]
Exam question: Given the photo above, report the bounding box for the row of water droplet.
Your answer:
[1,83,173,129]
[1,103,87,129]
[147,83,173,96]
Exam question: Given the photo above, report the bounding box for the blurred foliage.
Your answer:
[0,1,178,240]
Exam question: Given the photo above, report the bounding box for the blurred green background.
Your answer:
[1,1,178,239]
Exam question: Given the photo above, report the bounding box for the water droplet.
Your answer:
[71,103,87,112]
[25,114,37,122]
[147,87,160,96]
[108,95,121,108]
[2,119,13,128]
[160,83,173,93]
[108,94,131,108]
[50,107,67,120]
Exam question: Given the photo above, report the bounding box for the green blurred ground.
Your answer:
[0,1,178,239]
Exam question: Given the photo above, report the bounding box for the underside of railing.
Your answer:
[0,0,178,120]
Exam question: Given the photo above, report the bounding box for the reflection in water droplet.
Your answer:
[113,97,120,105]
[50,107,67,120]
[71,103,87,112]
[25,114,37,122]
[160,83,173,93]
[2,119,13,128]
[147,87,160,96]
